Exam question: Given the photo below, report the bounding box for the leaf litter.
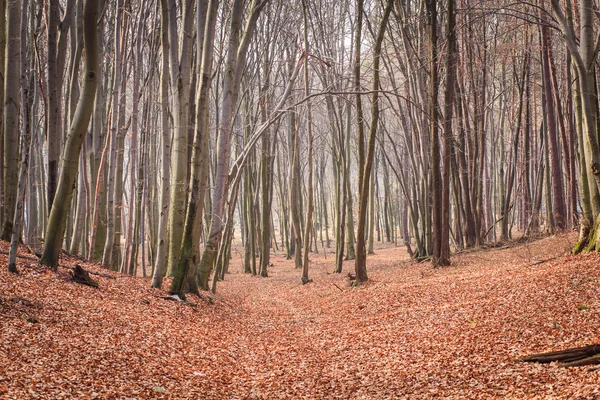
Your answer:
[0,233,599,399]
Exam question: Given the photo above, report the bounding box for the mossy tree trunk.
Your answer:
[168,0,216,299]
[165,0,194,277]
[552,0,600,253]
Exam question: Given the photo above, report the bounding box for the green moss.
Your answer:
[583,218,600,253]
[572,239,585,254]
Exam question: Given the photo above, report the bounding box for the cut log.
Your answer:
[71,265,99,288]
[519,344,600,367]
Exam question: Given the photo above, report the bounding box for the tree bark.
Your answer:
[354,0,393,283]
[40,0,99,268]
[151,0,172,288]
[2,0,22,241]
[198,0,267,290]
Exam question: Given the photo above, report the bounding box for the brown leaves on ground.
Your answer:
[1,233,599,399]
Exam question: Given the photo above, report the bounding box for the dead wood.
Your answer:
[519,344,600,367]
[71,265,99,288]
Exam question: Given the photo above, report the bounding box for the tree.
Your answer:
[551,0,600,251]
[8,0,33,273]
[354,0,393,283]
[40,0,99,268]
[198,0,267,290]
[165,0,194,276]
[2,0,22,241]
[46,0,75,211]
[300,0,313,285]
[151,0,172,288]
[168,0,218,298]
[101,0,126,270]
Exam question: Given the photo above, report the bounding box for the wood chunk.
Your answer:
[71,265,99,288]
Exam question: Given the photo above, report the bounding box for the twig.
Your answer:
[529,255,562,266]
[332,283,344,292]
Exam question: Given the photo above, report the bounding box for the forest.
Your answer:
[1,0,600,398]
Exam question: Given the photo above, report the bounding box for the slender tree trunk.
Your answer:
[439,0,457,265]
[354,0,393,282]
[259,46,275,277]
[0,0,6,230]
[367,165,375,255]
[151,0,171,288]
[101,0,123,269]
[8,0,32,273]
[89,8,106,260]
[40,0,99,268]
[289,106,303,269]
[198,0,266,290]
[2,0,22,241]
[301,0,313,284]
[540,10,566,230]
[344,113,356,261]
[426,0,443,265]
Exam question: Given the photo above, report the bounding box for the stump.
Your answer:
[71,265,99,288]
[519,344,600,367]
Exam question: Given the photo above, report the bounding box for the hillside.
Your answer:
[1,234,599,399]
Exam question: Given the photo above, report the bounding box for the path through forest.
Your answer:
[1,233,600,399]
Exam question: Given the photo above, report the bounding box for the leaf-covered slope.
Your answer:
[1,234,599,399]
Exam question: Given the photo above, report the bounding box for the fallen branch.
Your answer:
[332,283,344,292]
[529,255,562,266]
[519,344,600,367]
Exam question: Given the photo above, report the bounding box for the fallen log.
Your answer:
[519,344,600,367]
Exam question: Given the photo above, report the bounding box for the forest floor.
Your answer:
[1,232,600,399]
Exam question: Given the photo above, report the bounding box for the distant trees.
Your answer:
[4,0,600,289]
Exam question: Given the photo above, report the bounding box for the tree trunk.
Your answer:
[438,0,457,264]
[540,11,566,230]
[198,0,266,290]
[8,0,32,273]
[165,0,194,276]
[151,0,172,288]
[426,0,444,266]
[0,0,6,231]
[2,0,21,241]
[301,0,313,284]
[40,0,99,268]
[354,0,392,283]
